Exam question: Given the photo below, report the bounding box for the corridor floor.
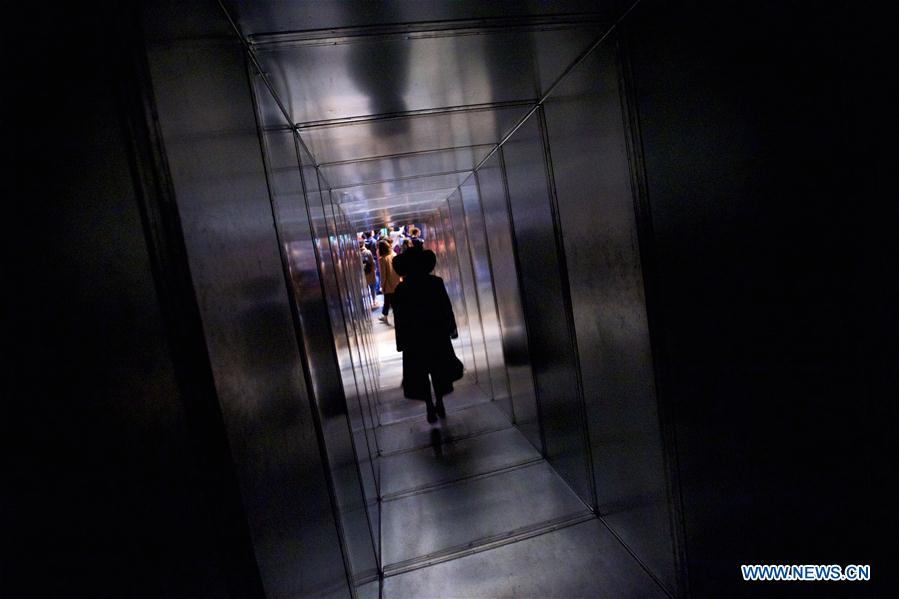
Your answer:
[367,298,667,598]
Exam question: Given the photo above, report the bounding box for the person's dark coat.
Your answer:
[392,249,462,400]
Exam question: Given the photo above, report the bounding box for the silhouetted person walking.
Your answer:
[377,239,400,325]
[392,247,463,423]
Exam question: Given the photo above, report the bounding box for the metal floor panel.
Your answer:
[356,579,380,599]
[380,427,542,498]
[376,377,490,426]
[381,461,589,568]
[376,399,512,456]
[383,518,667,598]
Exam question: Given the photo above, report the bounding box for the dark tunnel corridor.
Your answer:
[4,1,895,597]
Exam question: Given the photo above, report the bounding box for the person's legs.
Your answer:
[433,376,446,419]
[381,293,392,316]
[424,381,437,423]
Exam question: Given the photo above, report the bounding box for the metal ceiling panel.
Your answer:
[223,1,618,38]
[335,171,470,204]
[254,25,603,125]
[298,104,530,165]
[341,194,457,229]
[341,182,453,212]
[320,144,492,188]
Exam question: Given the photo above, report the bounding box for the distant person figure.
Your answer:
[409,226,424,249]
[360,241,379,308]
[377,240,400,325]
[389,225,402,246]
[363,231,381,294]
[392,247,463,423]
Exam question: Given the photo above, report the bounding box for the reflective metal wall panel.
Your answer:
[320,145,491,189]
[542,43,677,593]
[144,29,351,598]
[323,197,382,565]
[461,177,510,411]
[475,155,541,449]
[254,76,379,590]
[253,25,602,125]
[448,190,490,389]
[225,0,619,42]
[296,104,531,165]
[303,173,379,583]
[334,172,470,203]
[500,115,593,504]
[432,207,477,373]
[340,191,453,232]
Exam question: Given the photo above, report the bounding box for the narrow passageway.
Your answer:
[13,1,884,597]
[367,292,664,596]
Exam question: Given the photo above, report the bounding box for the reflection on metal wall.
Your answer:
[301,158,379,585]
[500,115,594,505]
[429,207,476,372]
[461,177,510,411]
[249,48,383,594]
[448,190,489,389]
[323,194,382,567]
[144,22,351,598]
[542,41,677,594]
[474,155,540,448]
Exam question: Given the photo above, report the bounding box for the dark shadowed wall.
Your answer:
[141,1,352,596]
[4,2,262,597]
[543,39,678,593]
[621,0,894,595]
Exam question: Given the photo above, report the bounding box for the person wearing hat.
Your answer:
[392,247,463,423]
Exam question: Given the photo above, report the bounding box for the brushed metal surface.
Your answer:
[381,461,589,568]
[380,427,541,498]
[253,24,601,125]
[296,104,531,166]
[335,172,470,206]
[376,399,511,457]
[325,198,383,562]
[448,190,490,388]
[148,2,682,596]
[383,518,667,598]
[320,145,492,188]
[475,153,541,450]
[501,114,593,502]
[431,206,477,373]
[304,172,381,577]
[340,191,453,232]
[543,43,677,593]
[274,129,383,585]
[146,34,351,597]
[259,103,382,584]
[460,177,510,410]
[224,0,617,41]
